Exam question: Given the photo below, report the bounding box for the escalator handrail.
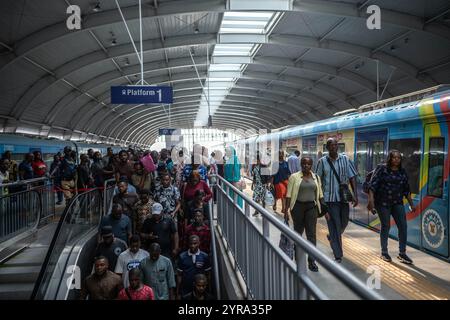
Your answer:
[30,188,101,300]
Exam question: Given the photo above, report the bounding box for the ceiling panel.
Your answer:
[273,12,343,38]
[379,32,450,69]
[0,0,67,43]
[302,48,353,67]
[329,19,403,49]
[160,12,221,38]
[29,32,100,71]
[256,44,308,60]
[67,59,117,86]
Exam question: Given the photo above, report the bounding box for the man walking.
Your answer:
[287,150,301,174]
[316,138,358,263]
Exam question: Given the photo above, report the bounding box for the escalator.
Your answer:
[0,223,57,299]
[0,187,109,300]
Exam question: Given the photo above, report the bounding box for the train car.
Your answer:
[0,134,123,168]
[235,85,450,261]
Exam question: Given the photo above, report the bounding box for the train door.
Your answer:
[302,136,318,167]
[420,122,449,257]
[354,130,388,226]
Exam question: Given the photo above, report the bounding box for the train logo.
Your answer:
[422,209,445,249]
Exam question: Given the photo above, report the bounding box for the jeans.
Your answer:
[291,202,318,263]
[325,202,349,259]
[377,204,407,254]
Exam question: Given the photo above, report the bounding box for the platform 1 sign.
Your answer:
[159,128,177,136]
[111,86,173,104]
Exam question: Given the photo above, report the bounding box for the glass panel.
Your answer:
[389,138,421,194]
[302,138,317,166]
[427,137,445,198]
[372,141,385,170]
[32,188,104,300]
[356,142,368,184]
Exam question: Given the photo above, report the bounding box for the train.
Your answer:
[233,85,450,261]
[0,134,123,168]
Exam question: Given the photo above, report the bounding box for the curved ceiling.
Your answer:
[0,0,449,147]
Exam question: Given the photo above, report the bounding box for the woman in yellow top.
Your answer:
[283,157,325,272]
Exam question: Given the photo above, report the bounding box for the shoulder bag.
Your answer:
[326,157,354,203]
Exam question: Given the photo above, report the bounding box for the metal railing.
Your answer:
[31,188,103,300]
[206,179,221,300]
[213,174,383,300]
[103,179,117,216]
[0,189,41,243]
[0,177,55,243]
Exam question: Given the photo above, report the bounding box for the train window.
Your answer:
[389,138,421,194]
[372,141,385,170]
[302,138,317,166]
[356,142,368,184]
[427,137,445,198]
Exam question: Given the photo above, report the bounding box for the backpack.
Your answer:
[61,158,77,180]
[362,164,384,194]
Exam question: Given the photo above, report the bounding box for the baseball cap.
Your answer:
[101,225,113,236]
[152,203,163,215]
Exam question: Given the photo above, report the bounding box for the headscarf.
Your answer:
[224,146,240,183]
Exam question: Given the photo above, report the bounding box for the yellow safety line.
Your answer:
[316,223,450,300]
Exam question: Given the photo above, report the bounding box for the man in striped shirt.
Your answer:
[316,138,358,263]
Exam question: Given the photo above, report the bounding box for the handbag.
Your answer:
[264,188,274,206]
[318,198,328,218]
[279,217,294,259]
[141,154,156,173]
[326,157,354,203]
[237,178,246,190]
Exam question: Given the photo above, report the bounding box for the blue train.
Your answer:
[0,134,123,167]
[234,85,450,261]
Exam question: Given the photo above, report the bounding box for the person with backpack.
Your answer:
[367,150,416,264]
[60,146,78,205]
[284,157,325,272]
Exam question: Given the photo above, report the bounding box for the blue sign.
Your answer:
[159,128,177,136]
[111,86,173,104]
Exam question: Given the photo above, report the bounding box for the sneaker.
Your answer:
[335,257,342,263]
[380,253,392,262]
[308,261,319,272]
[398,253,413,264]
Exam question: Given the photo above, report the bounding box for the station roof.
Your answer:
[0,0,449,147]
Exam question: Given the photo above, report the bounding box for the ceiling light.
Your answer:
[93,2,101,12]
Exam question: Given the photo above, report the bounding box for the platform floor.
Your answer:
[236,183,450,300]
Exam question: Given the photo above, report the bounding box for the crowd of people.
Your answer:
[1,138,416,297]
[81,144,221,300]
[250,137,415,272]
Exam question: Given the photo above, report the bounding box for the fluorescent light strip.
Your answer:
[194,11,278,126]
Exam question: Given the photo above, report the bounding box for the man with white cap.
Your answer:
[140,202,179,259]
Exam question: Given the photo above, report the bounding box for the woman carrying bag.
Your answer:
[283,157,327,272]
[367,150,415,264]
